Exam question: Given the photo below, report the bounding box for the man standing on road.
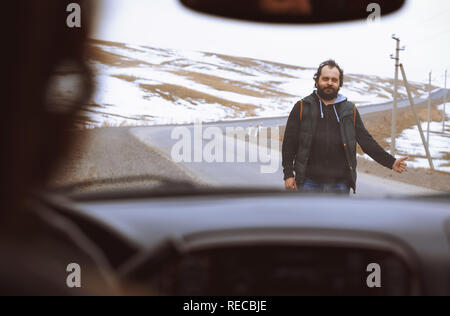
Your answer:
[282,60,408,194]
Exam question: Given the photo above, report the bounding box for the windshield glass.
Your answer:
[51,0,450,197]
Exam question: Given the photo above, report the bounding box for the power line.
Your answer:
[414,7,450,27]
[421,26,450,42]
[404,26,450,47]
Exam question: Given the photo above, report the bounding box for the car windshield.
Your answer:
[51,0,450,198]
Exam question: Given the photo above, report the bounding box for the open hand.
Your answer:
[393,156,408,174]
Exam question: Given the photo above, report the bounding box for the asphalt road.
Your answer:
[128,89,448,197]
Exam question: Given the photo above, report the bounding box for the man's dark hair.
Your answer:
[313,59,344,88]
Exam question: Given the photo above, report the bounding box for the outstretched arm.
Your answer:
[355,109,407,173]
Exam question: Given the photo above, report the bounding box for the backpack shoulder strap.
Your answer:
[299,99,304,121]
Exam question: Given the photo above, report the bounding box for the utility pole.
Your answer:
[400,64,435,170]
[390,35,405,156]
[427,71,431,146]
[444,69,447,133]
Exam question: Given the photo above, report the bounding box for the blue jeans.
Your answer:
[299,178,350,195]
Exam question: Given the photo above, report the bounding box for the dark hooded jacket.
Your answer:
[282,91,396,193]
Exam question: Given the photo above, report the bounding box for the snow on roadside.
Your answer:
[90,75,237,126]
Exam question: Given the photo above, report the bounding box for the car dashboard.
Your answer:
[48,191,450,296]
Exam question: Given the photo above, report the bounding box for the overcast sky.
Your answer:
[92,0,450,86]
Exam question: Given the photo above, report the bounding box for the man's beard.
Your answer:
[317,85,339,101]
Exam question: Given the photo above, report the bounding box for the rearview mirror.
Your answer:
[179,0,406,24]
